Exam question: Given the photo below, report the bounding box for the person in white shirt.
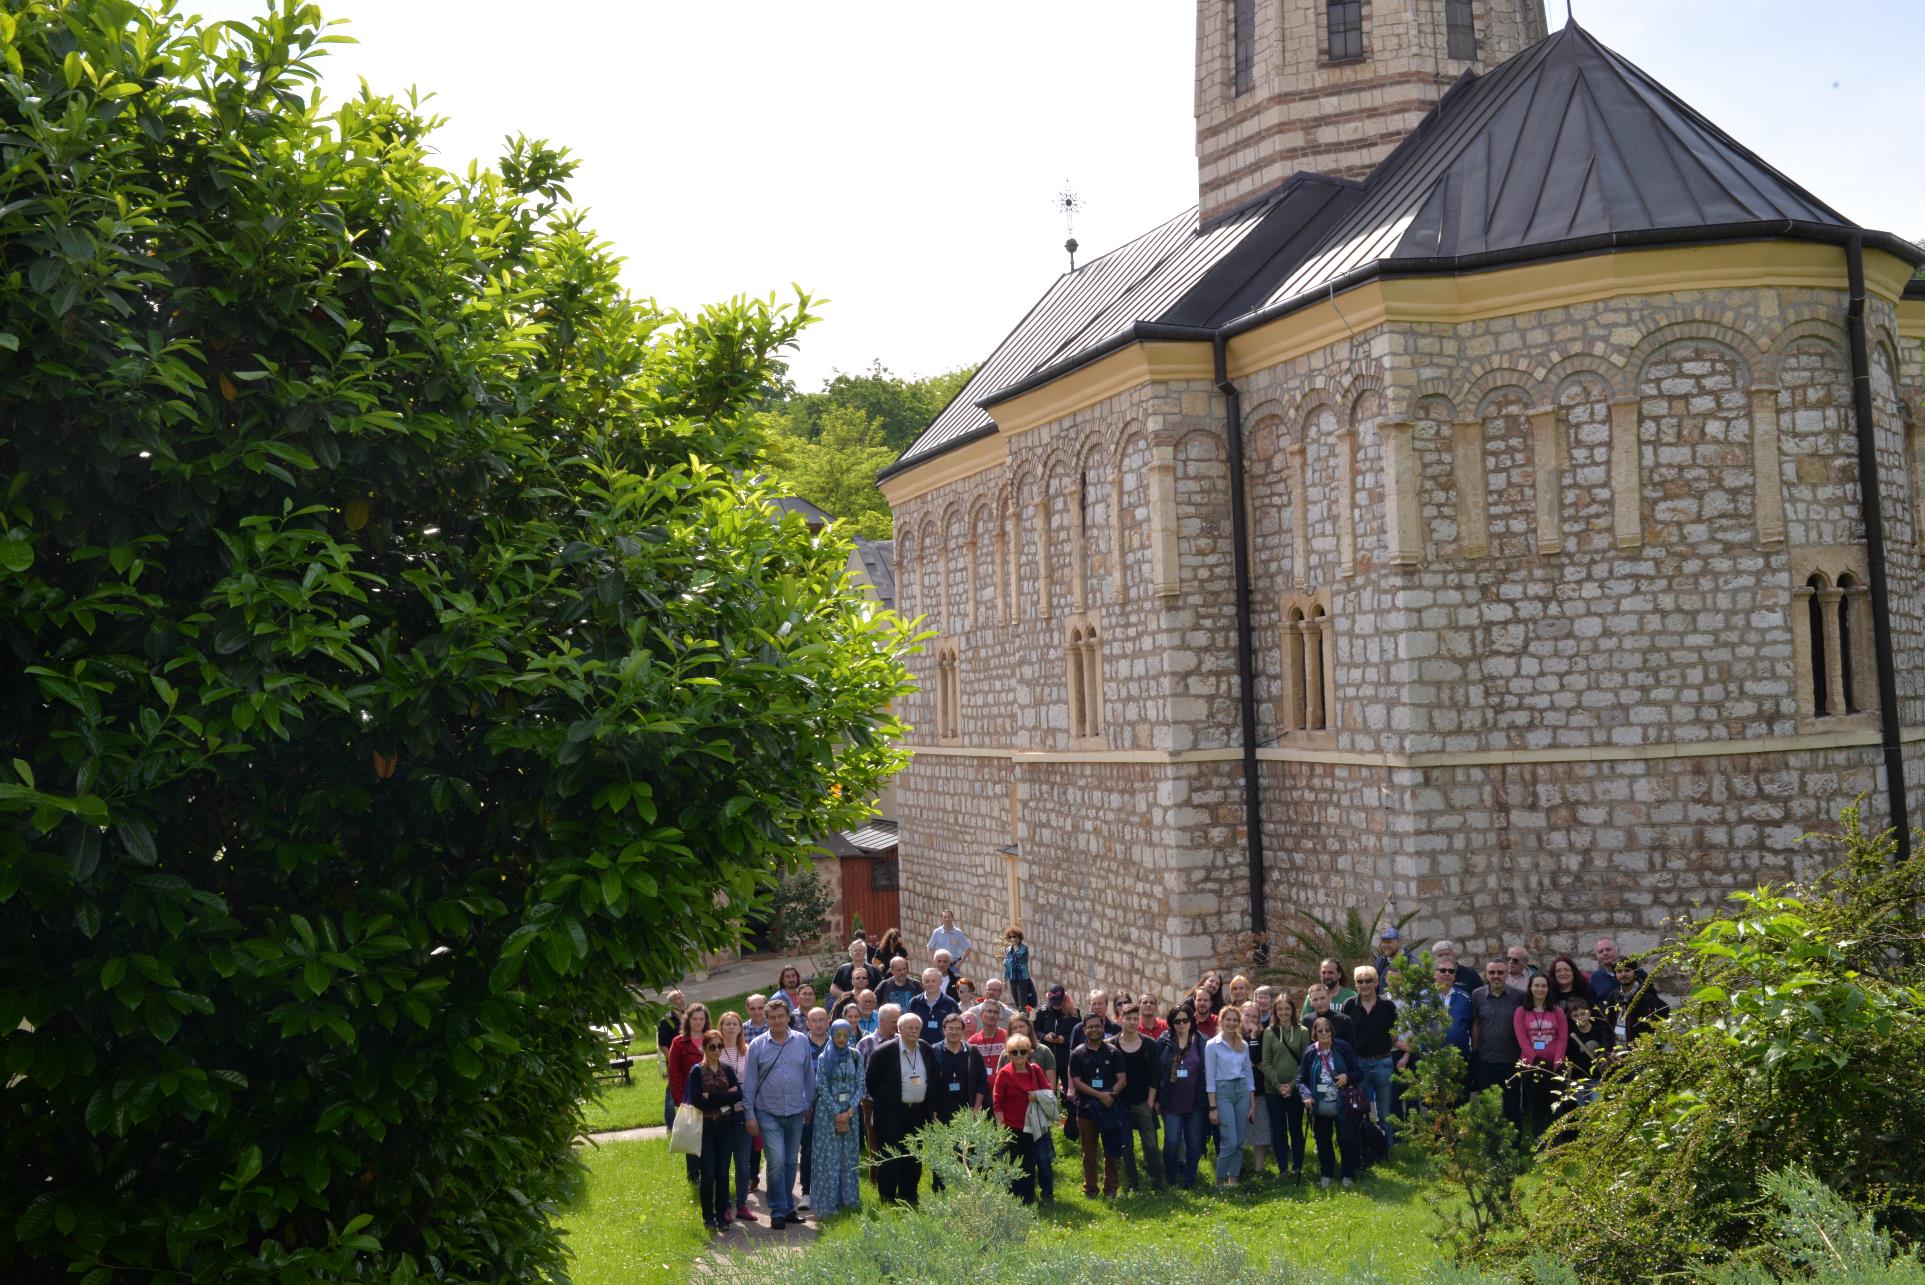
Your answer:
[927,910,972,969]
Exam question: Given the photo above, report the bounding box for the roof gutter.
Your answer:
[1844,235,1913,865]
[1214,333,1269,961]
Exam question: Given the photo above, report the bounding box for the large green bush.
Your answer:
[0,2,910,1280]
[1490,805,1925,1281]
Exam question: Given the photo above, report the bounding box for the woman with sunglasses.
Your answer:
[991,1034,1055,1204]
[1155,1005,1208,1188]
[1001,1013,1056,1203]
[689,1030,747,1231]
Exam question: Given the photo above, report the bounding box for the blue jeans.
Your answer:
[1161,1107,1206,1188]
[1214,1081,1251,1180]
[729,1115,754,1209]
[1360,1055,1397,1148]
[1037,1131,1056,1201]
[755,1110,806,1218]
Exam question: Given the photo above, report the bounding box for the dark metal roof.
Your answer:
[1258,22,1863,311]
[771,494,833,527]
[854,537,895,610]
[886,22,1919,481]
[884,178,1360,477]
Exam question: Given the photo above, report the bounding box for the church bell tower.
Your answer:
[1196,0,1549,223]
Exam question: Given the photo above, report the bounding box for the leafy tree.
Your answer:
[779,360,975,455]
[755,403,897,540]
[1488,804,1925,1281]
[0,3,911,1281]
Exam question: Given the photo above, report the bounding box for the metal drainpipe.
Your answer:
[1214,334,1270,959]
[1844,236,1913,863]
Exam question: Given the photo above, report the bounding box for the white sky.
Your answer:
[199,1,1924,391]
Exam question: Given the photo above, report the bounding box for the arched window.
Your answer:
[1066,626,1086,740]
[1283,605,1307,732]
[1327,0,1363,60]
[1084,625,1103,737]
[1837,573,1859,714]
[1806,573,1830,718]
[1233,0,1256,94]
[1446,0,1476,60]
[1307,602,1331,731]
[934,642,962,741]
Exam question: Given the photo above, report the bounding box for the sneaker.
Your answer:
[796,1194,811,1212]
[1342,1177,1354,1189]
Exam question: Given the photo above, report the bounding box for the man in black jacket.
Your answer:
[1033,984,1081,1088]
[926,1012,987,1192]
[864,1013,932,1206]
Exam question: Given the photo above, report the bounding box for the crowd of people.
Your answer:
[655,913,1669,1232]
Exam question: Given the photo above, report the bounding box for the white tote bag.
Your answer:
[669,1102,704,1155]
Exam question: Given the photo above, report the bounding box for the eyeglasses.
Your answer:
[1012,1050,1030,1058]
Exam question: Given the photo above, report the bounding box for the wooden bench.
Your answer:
[590,1021,635,1085]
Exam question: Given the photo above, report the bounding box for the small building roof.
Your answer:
[840,820,898,854]
[885,23,1918,481]
[853,537,895,610]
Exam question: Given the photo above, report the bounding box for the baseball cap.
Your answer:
[1379,927,1401,941]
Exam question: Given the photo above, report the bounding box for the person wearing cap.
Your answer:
[1373,927,1415,991]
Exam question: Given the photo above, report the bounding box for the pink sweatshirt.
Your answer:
[1513,1006,1568,1066]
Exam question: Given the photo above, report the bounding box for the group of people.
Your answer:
[655,913,1668,1232]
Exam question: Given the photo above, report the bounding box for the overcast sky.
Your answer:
[200,1,1924,391]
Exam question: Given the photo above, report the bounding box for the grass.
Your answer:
[579,1057,668,1134]
[810,1133,1451,1277]
[561,1133,705,1285]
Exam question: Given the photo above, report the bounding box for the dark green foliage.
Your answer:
[766,864,834,958]
[0,2,911,1280]
[1489,805,1925,1281]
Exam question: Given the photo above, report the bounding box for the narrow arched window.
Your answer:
[1446,0,1476,60]
[1837,573,1858,714]
[1085,626,1103,736]
[1066,626,1086,740]
[1233,0,1256,94]
[1806,574,1830,718]
[1327,0,1363,60]
[1284,606,1307,732]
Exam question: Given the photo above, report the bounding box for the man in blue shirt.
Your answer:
[908,967,959,1046]
[742,1000,816,1230]
[926,910,972,970]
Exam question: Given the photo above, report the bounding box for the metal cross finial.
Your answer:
[1055,181,1084,271]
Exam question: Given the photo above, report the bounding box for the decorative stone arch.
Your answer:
[940,500,969,630]
[1072,435,1111,610]
[1282,386,1344,440]
[1112,423,1154,599]
[1242,398,1290,464]
[932,636,962,743]
[1768,317,1848,378]
[1037,453,1075,615]
[1064,611,1105,746]
[1277,587,1335,739]
[1544,352,1626,404]
[1340,373,1388,424]
[1463,365,1544,413]
[1407,377,1464,414]
[894,526,918,623]
[967,495,999,622]
[1627,318,1763,386]
[1789,546,1876,729]
[1244,404,1291,580]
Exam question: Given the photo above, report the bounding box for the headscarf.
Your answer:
[822,1019,858,1081]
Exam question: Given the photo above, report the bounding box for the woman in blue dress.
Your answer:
[809,1019,866,1217]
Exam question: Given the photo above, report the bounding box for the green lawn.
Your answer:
[580,1057,668,1134]
[562,1133,706,1285]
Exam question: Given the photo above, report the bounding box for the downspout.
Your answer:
[1844,236,1913,863]
[1214,334,1270,959]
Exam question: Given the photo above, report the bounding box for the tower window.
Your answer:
[1233,0,1256,95]
[1446,0,1476,60]
[1327,0,1363,60]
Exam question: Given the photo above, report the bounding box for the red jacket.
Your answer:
[667,1033,706,1107]
[992,1060,1052,1133]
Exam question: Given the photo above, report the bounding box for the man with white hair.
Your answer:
[1431,940,1478,993]
[931,948,957,995]
[966,977,1018,1032]
[864,1011,931,1206]
[909,966,960,1046]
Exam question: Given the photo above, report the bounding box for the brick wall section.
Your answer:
[1195,0,1549,222]
[891,278,1925,993]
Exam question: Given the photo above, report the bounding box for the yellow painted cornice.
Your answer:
[877,430,1005,506]
[985,341,1218,437]
[880,240,1921,504]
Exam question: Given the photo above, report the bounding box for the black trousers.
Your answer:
[1469,1058,1524,1125]
[874,1129,922,1206]
[698,1118,740,1223]
[1267,1091,1306,1172]
[1310,1109,1359,1180]
[1006,1129,1041,1204]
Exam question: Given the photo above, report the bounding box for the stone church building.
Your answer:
[877,0,1925,996]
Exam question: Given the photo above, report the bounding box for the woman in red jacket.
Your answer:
[666,1002,712,1182]
[992,1034,1054,1205]
[1511,976,1566,1140]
